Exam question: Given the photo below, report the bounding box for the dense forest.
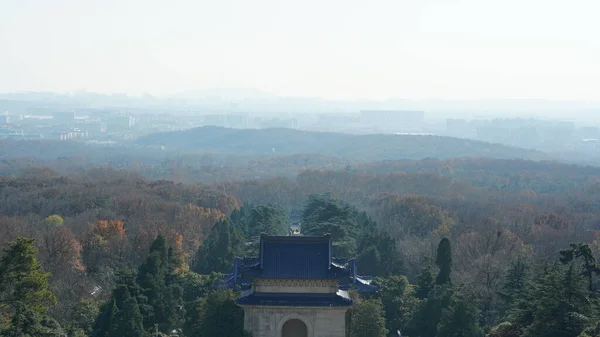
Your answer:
[135,126,550,161]
[2,129,600,336]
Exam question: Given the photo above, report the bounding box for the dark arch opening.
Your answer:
[282,318,308,337]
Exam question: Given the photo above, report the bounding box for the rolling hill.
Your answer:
[135,126,550,161]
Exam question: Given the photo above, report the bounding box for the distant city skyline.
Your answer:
[1,0,599,102]
[2,89,600,125]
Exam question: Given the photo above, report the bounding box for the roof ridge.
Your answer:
[260,234,331,242]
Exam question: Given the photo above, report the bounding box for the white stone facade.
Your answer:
[239,279,350,337]
[242,305,348,337]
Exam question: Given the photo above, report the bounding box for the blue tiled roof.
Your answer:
[215,274,253,290]
[215,235,377,296]
[218,273,377,293]
[237,290,353,307]
[339,276,377,293]
[260,235,340,279]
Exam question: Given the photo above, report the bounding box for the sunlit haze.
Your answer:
[1,0,599,101]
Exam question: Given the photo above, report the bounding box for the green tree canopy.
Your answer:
[137,235,184,333]
[247,204,289,237]
[523,265,592,337]
[193,219,245,274]
[110,288,147,337]
[357,229,403,276]
[498,259,529,319]
[375,275,418,336]
[560,242,599,293]
[302,194,377,257]
[43,214,64,228]
[185,289,250,337]
[348,298,389,337]
[437,293,484,337]
[436,238,453,286]
[0,237,59,336]
[406,285,454,337]
[415,264,435,299]
[92,236,185,337]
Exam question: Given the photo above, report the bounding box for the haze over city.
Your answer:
[2,0,599,104]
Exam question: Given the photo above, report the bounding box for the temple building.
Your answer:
[220,234,375,337]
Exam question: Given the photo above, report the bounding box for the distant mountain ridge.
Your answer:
[135,126,550,161]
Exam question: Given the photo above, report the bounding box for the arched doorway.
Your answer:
[281,319,308,337]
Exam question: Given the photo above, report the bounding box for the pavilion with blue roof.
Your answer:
[220,234,376,337]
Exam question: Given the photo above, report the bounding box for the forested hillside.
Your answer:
[1,161,600,336]
[357,157,600,193]
[135,126,549,161]
[2,128,600,336]
[4,138,598,188]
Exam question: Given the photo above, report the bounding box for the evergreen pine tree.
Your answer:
[229,205,251,236]
[247,204,289,237]
[376,275,418,336]
[436,238,453,286]
[188,289,249,337]
[3,302,41,337]
[357,245,381,274]
[437,293,484,337]
[416,264,435,299]
[560,242,599,293]
[111,288,147,337]
[579,321,600,337]
[498,259,529,320]
[406,285,454,337]
[92,269,144,337]
[0,237,58,336]
[523,264,591,337]
[1,302,65,337]
[505,264,550,335]
[0,237,57,313]
[348,298,389,337]
[137,235,184,334]
[356,229,403,276]
[301,194,358,257]
[91,299,117,337]
[194,219,245,274]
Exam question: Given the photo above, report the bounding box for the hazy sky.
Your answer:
[1,0,599,100]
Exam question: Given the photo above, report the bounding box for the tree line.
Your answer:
[2,161,600,336]
[4,193,600,336]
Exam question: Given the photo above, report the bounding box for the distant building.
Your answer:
[226,114,249,128]
[105,114,136,131]
[53,111,76,122]
[258,117,299,129]
[203,114,226,127]
[203,113,249,128]
[220,234,376,337]
[360,110,424,131]
[5,132,44,139]
[20,114,54,121]
[318,113,356,125]
[446,118,469,134]
[59,130,88,141]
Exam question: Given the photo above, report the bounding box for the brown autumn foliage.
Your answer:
[368,193,452,237]
[39,226,85,273]
[0,169,240,317]
[1,155,600,330]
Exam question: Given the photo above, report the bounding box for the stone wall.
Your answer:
[242,305,348,337]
